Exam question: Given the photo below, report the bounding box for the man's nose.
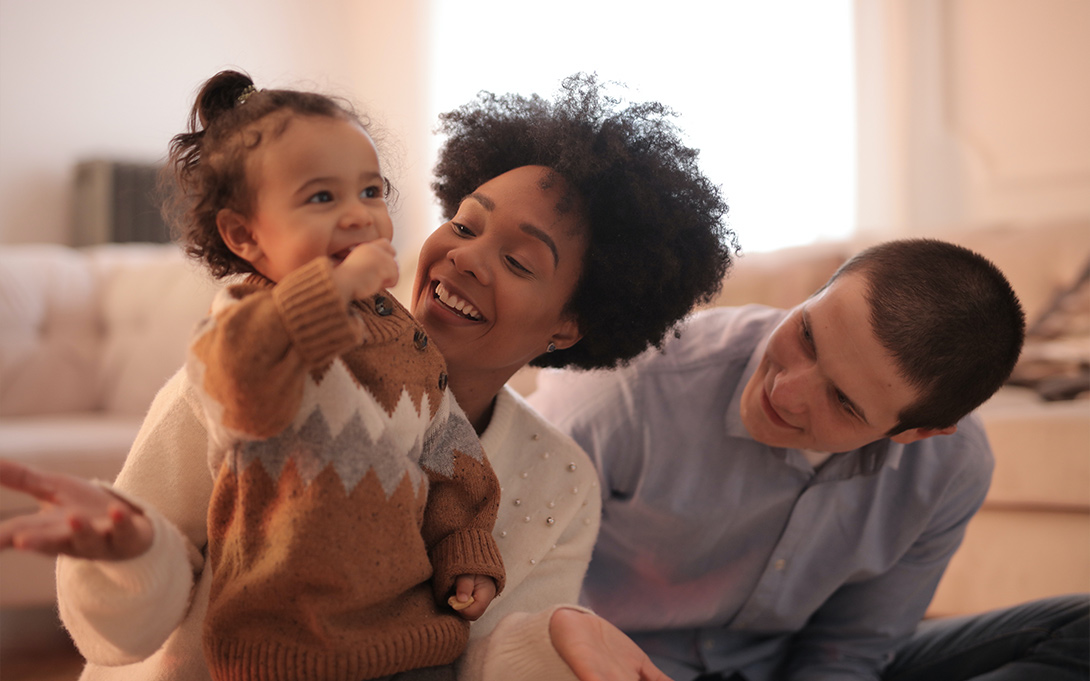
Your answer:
[769,365,815,415]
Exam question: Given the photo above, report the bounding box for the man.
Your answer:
[529,239,1088,680]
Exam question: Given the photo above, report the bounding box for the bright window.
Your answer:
[428,0,856,253]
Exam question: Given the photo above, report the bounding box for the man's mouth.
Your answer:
[761,389,798,430]
[434,282,483,321]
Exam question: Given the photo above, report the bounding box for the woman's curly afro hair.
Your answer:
[432,73,739,370]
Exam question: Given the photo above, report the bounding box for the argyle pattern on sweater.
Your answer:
[189,258,504,681]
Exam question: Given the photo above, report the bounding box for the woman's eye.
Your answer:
[451,222,474,237]
[506,256,531,275]
[308,191,334,204]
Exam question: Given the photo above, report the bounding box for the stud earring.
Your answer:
[546,342,557,353]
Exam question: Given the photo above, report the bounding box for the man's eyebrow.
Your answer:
[466,192,560,267]
[802,308,869,424]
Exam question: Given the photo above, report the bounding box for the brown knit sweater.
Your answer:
[188,257,505,681]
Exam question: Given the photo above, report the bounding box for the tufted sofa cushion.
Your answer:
[0,243,218,417]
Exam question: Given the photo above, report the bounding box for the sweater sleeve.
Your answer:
[56,369,212,664]
[420,391,506,600]
[187,257,360,450]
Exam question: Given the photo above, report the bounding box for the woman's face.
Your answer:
[411,165,587,381]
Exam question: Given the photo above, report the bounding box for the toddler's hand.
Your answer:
[332,238,399,302]
[448,574,497,621]
[0,459,154,561]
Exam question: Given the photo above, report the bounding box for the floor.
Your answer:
[0,608,84,681]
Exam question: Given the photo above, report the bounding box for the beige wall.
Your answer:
[0,0,433,250]
[856,0,1090,239]
[3,0,1086,248]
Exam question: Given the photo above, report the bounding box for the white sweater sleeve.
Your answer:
[56,369,214,664]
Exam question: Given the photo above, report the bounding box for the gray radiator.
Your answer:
[72,160,169,245]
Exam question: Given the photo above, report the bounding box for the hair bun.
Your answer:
[195,70,256,130]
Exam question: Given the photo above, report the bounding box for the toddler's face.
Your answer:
[232,115,393,283]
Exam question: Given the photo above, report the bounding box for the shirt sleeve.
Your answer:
[56,369,213,663]
[780,430,994,680]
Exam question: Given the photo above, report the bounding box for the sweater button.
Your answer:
[438,372,448,390]
[413,330,428,350]
[374,295,392,316]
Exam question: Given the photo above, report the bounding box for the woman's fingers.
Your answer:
[0,459,58,503]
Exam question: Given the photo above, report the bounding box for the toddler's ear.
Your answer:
[217,209,262,262]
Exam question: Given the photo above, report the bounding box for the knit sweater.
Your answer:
[57,358,599,679]
[188,258,505,681]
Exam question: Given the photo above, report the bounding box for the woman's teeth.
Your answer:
[435,282,482,321]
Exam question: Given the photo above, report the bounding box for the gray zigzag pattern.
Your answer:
[232,408,426,498]
[419,392,484,477]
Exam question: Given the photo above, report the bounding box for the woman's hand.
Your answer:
[550,608,674,681]
[0,459,153,560]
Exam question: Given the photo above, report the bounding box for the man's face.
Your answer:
[739,271,926,453]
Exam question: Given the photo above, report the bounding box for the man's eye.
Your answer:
[308,191,333,204]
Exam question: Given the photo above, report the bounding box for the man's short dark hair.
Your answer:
[828,239,1026,433]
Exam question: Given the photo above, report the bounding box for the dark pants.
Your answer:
[372,666,455,681]
[694,595,1089,681]
[883,594,1089,681]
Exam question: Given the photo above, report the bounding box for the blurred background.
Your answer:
[2,0,1086,257]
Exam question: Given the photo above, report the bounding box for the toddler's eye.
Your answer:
[361,186,382,199]
[308,191,333,204]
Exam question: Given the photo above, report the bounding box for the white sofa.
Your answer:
[1,221,1087,617]
[0,243,219,608]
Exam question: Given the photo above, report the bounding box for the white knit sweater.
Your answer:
[57,374,600,681]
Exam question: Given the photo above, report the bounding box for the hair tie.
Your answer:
[237,85,258,106]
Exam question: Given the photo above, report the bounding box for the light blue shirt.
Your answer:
[529,305,994,681]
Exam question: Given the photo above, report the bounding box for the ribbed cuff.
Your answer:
[271,257,359,367]
[430,528,507,599]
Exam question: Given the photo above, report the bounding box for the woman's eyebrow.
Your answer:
[520,224,559,267]
[466,192,560,267]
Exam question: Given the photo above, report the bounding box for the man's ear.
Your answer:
[890,424,957,445]
[548,316,583,352]
[216,209,261,262]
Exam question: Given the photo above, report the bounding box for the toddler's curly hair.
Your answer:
[161,70,382,278]
[433,73,739,369]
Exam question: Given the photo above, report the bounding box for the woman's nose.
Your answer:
[449,244,491,285]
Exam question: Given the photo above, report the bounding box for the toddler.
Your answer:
[170,70,504,681]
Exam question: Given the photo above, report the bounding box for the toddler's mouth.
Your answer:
[330,245,357,264]
[434,282,483,321]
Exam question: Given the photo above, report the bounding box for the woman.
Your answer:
[0,74,736,681]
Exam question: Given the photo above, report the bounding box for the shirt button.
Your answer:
[413,329,428,350]
[774,559,787,571]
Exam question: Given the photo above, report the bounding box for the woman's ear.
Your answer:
[548,316,583,352]
[216,209,262,262]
